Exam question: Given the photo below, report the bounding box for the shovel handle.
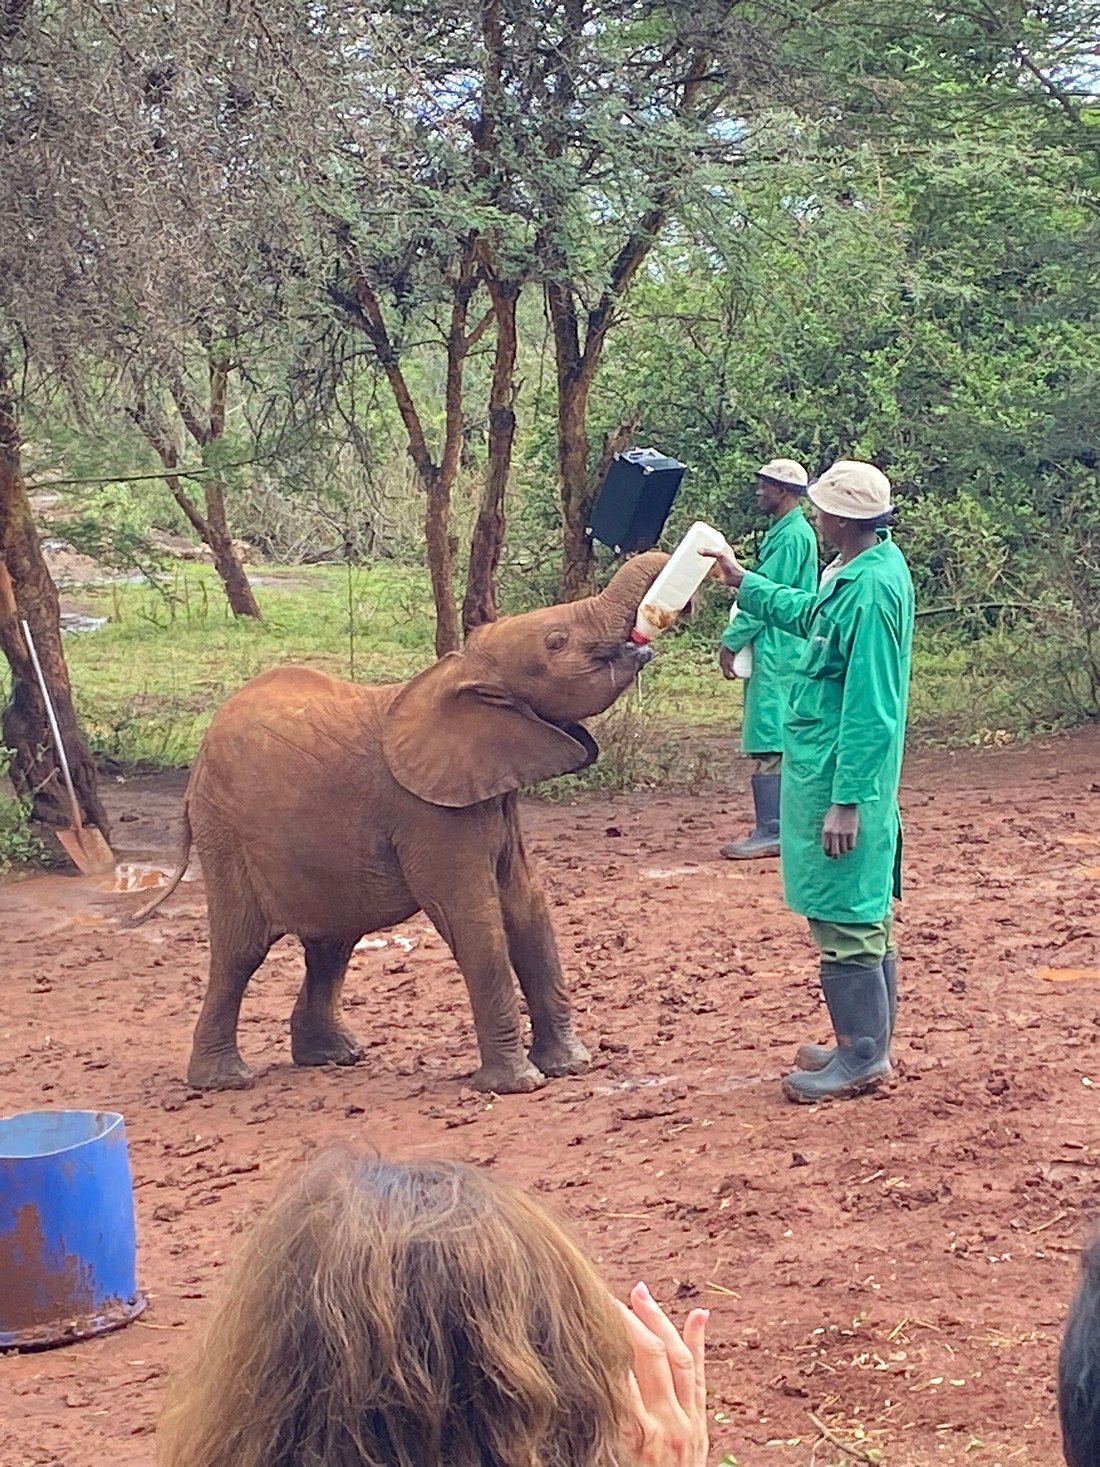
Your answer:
[20,618,85,835]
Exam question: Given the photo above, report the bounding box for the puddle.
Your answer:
[702,1072,778,1093]
[112,864,169,893]
[1036,967,1100,984]
[60,612,108,634]
[354,932,417,954]
[110,863,194,893]
[591,1074,676,1096]
[639,864,743,880]
[591,1071,778,1098]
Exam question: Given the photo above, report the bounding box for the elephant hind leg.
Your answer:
[290,937,364,1068]
[188,893,272,1091]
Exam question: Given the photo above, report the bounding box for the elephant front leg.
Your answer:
[291,938,364,1067]
[499,863,590,1079]
[420,896,546,1095]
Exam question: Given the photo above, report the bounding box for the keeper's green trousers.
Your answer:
[808,912,896,969]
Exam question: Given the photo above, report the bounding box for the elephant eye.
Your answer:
[545,629,569,652]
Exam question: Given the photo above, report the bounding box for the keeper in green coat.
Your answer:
[718,458,819,860]
[705,461,914,1104]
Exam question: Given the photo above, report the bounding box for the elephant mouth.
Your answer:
[600,636,655,667]
[558,720,600,771]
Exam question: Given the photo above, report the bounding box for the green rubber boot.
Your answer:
[795,952,897,1072]
[783,961,892,1104]
[720,773,780,860]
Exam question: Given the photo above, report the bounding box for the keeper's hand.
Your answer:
[823,803,859,857]
[718,645,740,680]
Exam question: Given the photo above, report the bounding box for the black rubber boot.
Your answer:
[720,772,780,859]
[783,961,892,1103]
[795,952,898,1071]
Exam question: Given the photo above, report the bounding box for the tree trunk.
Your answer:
[204,477,261,619]
[424,466,460,657]
[0,372,110,837]
[463,281,519,634]
[339,245,479,658]
[557,370,597,601]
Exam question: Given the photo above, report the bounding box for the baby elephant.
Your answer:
[130,552,666,1094]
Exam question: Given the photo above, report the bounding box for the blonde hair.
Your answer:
[159,1149,634,1467]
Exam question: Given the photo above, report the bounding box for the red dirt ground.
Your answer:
[3,730,1100,1467]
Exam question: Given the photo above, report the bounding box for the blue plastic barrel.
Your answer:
[0,1110,146,1350]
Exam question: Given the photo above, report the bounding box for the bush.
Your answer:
[0,758,45,875]
[537,699,718,800]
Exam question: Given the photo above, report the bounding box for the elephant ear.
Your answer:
[382,653,599,808]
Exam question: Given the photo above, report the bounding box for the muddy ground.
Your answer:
[2,730,1099,1467]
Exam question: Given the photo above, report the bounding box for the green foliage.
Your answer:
[54,492,173,584]
[0,754,46,874]
[8,0,1100,794]
[30,556,1091,797]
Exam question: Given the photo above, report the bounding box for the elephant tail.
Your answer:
[122,801,193,927]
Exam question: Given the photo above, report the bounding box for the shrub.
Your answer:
[0,755,46,875]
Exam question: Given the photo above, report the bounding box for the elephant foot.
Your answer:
[528,1033,591,1078]
[470,1056,547,1095]
[290,1020,365,1068]
[187,1049,255,1091]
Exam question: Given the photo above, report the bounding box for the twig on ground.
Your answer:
[807,1412,878,1464]
[1028,1211,1068,1235]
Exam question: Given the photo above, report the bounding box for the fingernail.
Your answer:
[636,1281,651,1299]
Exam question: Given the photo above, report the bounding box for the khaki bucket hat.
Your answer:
[757,457,809,490]
[807,460,893,518]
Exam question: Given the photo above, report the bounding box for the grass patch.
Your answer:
[39,563,739,771]
[3,560,1086,787]
[57,563,436,765]
[909,625,1087,747]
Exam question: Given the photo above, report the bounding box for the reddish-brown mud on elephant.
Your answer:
[2,729,1100,1466]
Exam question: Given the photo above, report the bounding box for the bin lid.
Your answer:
[618,446,686,474]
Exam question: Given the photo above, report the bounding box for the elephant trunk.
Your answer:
[595,551,669,629]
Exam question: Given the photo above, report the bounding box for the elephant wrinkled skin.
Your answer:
[130,552,668,1094]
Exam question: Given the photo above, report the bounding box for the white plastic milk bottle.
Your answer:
[631,521,730,644]
[727,605,754,678]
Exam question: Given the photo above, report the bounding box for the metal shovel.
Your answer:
[20,618,115,877]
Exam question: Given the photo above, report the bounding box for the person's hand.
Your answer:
[718,645,739,680]
[823,803,859,857]
[699,547,746,588]
[617,1282,709,1467]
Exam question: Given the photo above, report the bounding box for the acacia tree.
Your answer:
[94,4,358,620]
[0,352,111,834]
[335,230,503,656]
[128,337,262,620]
[532,8,743,599]
[0,0,357,824]
[325,0,532,654]
[324,0,777,640]
[0,0,129,832]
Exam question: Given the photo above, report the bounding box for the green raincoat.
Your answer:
[720,507,819,755]
[736,534,914,923]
